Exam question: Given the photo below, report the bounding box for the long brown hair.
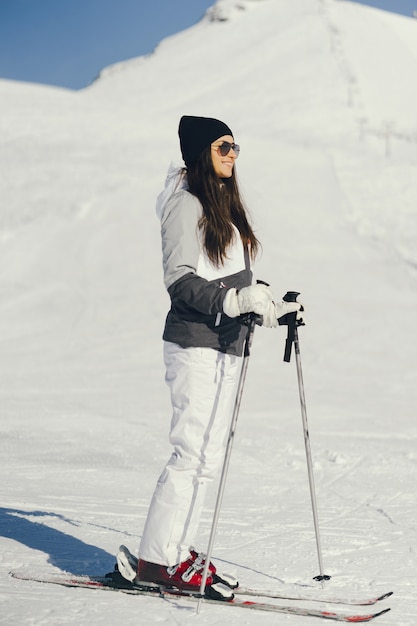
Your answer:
[186,147,260,267]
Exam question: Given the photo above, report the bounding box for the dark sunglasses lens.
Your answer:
[219,142,240,156]
[219,143,232,156]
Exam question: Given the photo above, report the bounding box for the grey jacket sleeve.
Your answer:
[160,190,227,316]
[160,190,202,289]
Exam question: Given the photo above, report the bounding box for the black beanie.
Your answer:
[178,115,233,167]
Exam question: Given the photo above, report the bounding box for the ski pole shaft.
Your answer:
[282,291,329,586]
[197,314,257,613]
[293,325,328,586]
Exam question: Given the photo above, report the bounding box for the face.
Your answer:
[210,134,239,178]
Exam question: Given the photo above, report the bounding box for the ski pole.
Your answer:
[197,312,258,613]
[282,291,330,586]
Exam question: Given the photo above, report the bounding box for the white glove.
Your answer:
[275,300,303,322]
[223,284,279,328]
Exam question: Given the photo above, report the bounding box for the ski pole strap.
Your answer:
[281,291,300,363]
[239,312,260,357]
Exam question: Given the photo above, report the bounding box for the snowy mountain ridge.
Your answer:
[205,0,268,21]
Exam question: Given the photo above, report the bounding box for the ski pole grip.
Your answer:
[282,291,300,363]
[283,291,300,304]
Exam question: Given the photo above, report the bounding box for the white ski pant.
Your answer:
[139,341,241,567]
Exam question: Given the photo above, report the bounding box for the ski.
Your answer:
[234,586,393,607]
[117,544,393,608]
[10,571,391,622]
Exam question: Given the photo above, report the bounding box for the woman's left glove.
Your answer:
[222,284,275,326]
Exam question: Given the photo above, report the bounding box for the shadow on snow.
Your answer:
[0,507,114,575]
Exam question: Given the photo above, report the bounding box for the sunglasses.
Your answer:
[212,141,240,157]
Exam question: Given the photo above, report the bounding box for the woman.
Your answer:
[130,116,300,593]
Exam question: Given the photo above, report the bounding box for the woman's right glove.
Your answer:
[223,284,302,328]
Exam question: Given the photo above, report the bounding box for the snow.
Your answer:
[1,0,417,623]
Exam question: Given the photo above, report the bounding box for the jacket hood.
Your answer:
[155,163,188,221]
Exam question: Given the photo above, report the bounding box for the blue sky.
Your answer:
[0,0,416,90]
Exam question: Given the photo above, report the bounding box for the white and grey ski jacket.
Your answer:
[156,165,253,355]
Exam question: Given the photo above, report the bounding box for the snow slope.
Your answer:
[1,0,416,623]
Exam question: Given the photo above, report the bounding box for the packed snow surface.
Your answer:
[1,0,417,623]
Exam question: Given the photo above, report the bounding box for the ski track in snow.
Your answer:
[1,0,417,623]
